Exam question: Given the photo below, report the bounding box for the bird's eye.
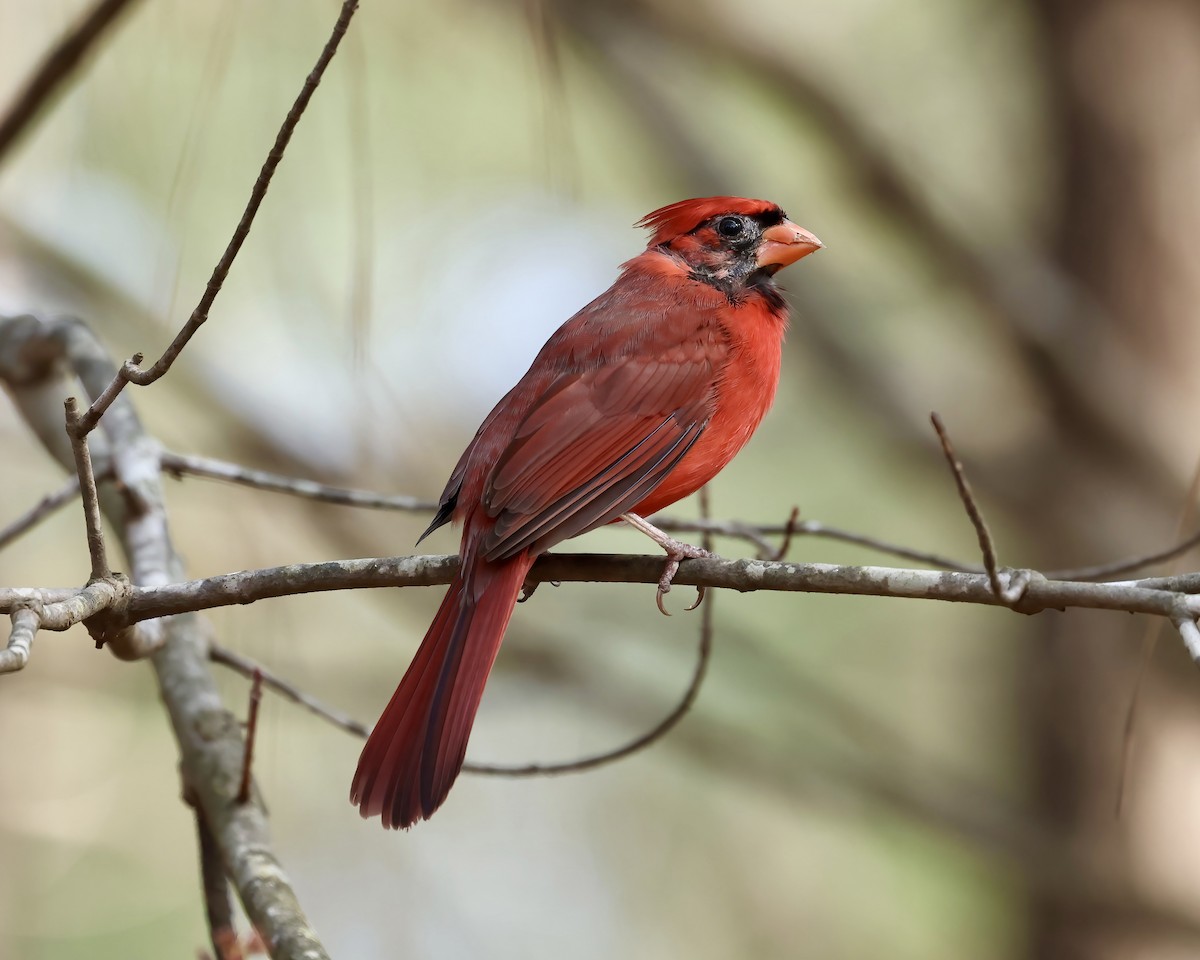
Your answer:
[716,216,745,238]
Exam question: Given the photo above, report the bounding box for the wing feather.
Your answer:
[479,341,721,560]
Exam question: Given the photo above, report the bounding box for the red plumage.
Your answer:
[352,197,821,828]
[637,195,785,247]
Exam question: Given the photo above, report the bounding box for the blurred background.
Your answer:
[2,0,1200,956]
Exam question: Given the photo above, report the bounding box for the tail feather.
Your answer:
[351,554,531,828]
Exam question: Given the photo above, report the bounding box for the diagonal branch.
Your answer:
[161,450,436,512]
[931,412,1005,598]
[0,0,144,164]
[210,641,370,738]
[0,473,88,551]
[74,0,361,433]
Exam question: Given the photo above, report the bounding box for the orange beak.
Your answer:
[756,219,823,270]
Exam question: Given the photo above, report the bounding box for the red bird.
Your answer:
[352,197,821,828]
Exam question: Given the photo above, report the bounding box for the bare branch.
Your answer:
[236,669,264,805]
[74,0,361,433]
[19,552,1193,626]
[39,575,129,633]
[1047,527,1200,581]
[0,587,77,609]
[0,0,143,164]
[1,604,40,674]
[930,413,1007,599]
[210,641,370,738]
[0,473,87,551]
[768,505,799,562]
[468,590,714,778]
[2,330,330,954]
[64,396,111,580]
[651,513,977,571]
[161,450,436,512]
[162,449,981,571]
[11,544,1200,643]
[210,614,717,781]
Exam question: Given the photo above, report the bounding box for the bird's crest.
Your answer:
[637,197,783,246]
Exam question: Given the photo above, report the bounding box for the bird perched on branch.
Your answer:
[352,197,822,828]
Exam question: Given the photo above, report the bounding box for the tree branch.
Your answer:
[210,641,370,739]
[0,472,89,551]
[73,0,361,432]
[0,0,144,164]
[161,450,436,512]
[1,328,330,956]
[7,551,1200,629]
[1,603,40,674]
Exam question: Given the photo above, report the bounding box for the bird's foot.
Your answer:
[621,512,712,616]
[518,576,559,602]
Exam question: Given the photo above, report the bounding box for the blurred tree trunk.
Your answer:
[1027,1,1200,956]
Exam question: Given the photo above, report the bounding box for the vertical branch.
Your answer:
[237,669,264,805]
[1,321,331,960]
[64,397,111,580]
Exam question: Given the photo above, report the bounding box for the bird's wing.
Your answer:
[479,336,723,560]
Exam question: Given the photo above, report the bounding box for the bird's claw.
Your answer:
[653,540,712,617]
[519,578,560,602]
[621,512,713,616]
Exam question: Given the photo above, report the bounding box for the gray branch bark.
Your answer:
[0,315,329,959]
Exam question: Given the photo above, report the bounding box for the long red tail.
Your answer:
[351,552,532,828]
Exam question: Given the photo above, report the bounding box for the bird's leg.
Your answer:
[518,575,559,602]
[621,512,712,615]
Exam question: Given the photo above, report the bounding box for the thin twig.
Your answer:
[236,669,264,805]
[64,396,110,580]
[212,610,716,781]
[0,473,85,551]
[465,581,714,778]
[164,448,977,569]
[74,0,361,434]
[161,451,436,512]
[770,506,800,562]
[165,448,982,570]
[650,514,977,571]
[210,642,370,738]
[931,412,1003,598]
[0,0,143,164]
[0,605,40,674]
[1047,527,1200,581]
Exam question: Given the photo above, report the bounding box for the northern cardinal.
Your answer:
[352,197,822,828]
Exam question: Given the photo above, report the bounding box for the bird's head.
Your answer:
[637,197,822,292]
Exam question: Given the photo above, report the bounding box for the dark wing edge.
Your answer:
[416,387,518,545]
